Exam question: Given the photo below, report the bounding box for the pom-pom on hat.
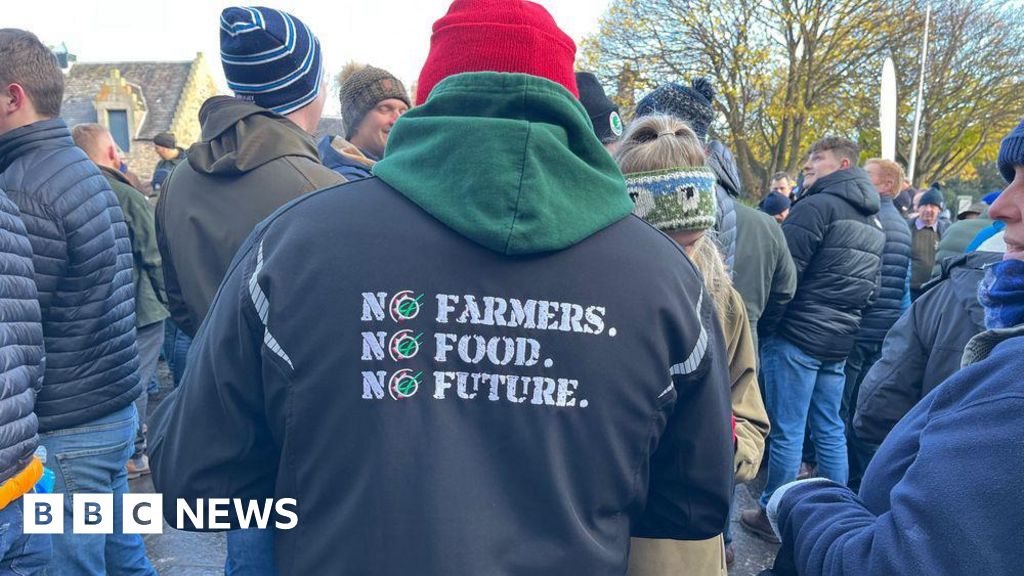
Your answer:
[635,78,716,143]
[339,65,410,138]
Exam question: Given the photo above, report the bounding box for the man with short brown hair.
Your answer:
[743,136,885,541]
[0,28,153,575]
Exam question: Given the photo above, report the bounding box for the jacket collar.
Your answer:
[0,118,72,173]
[98,164,132,187]
[962,324,1024,367]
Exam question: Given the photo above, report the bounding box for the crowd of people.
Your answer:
[0,1,1021,575]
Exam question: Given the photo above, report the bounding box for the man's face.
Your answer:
[770,178,792,197]
[918,203,940,226]
[989,166,1024,261]
[866,162,893,195]
[803,149,846,188]
[773,209,789,224]
[351,98,409,159]
[155,145,176,160]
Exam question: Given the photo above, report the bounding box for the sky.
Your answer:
[7,0,611,114]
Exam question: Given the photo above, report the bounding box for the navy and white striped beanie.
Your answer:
[220,7,324,115]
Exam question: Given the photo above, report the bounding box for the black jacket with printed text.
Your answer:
[151,73,733,576]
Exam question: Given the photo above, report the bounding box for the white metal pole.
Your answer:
[908,5,931,186]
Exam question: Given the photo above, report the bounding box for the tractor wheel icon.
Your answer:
[389,330,422,361]
[389,291,422,322]
[388,369,422,401]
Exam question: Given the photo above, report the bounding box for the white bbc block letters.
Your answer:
[73,494,113,534]
[123,493,163,534]
[23,494,64,534]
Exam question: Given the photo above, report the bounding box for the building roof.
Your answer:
[314,116,345,141]
[62,61,193,140]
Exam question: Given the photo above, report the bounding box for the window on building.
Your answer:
[107,109,130,152]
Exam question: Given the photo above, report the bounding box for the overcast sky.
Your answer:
[7,0,610,114]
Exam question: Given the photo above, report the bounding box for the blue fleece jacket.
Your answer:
[316,135,373,181]
[773,328,1024,576]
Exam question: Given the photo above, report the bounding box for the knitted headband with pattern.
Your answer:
[626,167,718,232]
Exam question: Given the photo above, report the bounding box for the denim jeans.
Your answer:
[162,320,193,387]
[39,404,157,575]
[133,322,165,459]
[0,497,50,575]
[759,335,848,508]
[226,529,276,575]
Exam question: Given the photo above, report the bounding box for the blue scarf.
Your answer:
[978,259,1024,330]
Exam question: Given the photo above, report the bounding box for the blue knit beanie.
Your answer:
[220,7,324,115]
[760,191,791,216]
[998,118,1024,183]
[919,187,944,208]
[634,79,716,143]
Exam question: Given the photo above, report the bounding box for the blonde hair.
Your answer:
[70,123,111,159]
[614,114,706,174]
[865,158,902,196]
[614,114,733,315]
[689,229,733,317]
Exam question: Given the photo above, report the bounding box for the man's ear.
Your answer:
[0,83,28,115]
[840,158,852,170]
[107,142,121,167]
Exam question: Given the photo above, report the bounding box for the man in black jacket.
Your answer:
[742,136,884,541]
[0,28,154,574]
[151,1,734,574]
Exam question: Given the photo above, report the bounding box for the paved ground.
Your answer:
[132,361,777,574]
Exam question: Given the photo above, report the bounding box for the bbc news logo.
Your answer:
[23,494,298,534]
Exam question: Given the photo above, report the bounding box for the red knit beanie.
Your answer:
[416,0,579,104]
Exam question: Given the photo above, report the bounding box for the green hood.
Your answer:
[373,73,632,255]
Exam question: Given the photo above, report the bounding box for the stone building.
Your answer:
[60,53,220,187]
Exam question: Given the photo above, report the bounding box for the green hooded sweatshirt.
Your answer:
[373,72,633,255]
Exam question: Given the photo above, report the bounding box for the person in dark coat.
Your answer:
[742,136,884,542]
[73,123,170,480]
[841,158,912,490]
[150,131,186,193]
[0,28,152,574]
[151,2,734,574]
[759,119,1024,576]
[909,185,952,300]
[154,8,345,572]
[0,187,48,572]
[634,79,739,274]
[855,249,1002,447]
